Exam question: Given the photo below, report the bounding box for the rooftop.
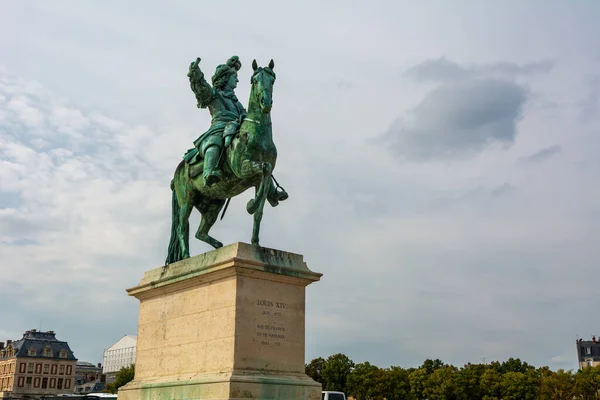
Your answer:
[0,329,77,361]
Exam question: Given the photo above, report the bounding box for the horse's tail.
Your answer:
[165,178,182,265]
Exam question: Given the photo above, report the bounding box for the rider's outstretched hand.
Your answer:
[187,57,202,79]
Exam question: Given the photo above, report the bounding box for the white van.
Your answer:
[322,391,346,400]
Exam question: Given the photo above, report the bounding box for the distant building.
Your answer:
[576,336,600,368]
[102,335,136,383]
[0,329,77,399]
[74,361,104,394]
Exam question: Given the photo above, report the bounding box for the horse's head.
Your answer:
[251,59,276,113]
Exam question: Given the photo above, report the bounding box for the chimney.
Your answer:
[6,340,12,346]
[0,342,4,350]
[97,363,102,368]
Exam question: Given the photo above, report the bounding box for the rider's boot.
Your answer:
[267,179,288,207]
[203,146,222,186]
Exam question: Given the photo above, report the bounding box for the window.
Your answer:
[50,378,56,388]
[66,365,72,375]
[57,378,63,390]
[59,365,65,375]
[59,350,67,359]
[51,364,57,374]
[42,347,52,357]
[19,363,26,373]
[65,378,71,389]
[17,377,24,387]
[41,377,48,389]
[588,360,594,367]
[28,348,36,356]
[35,363,42,374]
[43,364,49,374]
[27,363,34,373]
[26,377,32,388]
[34,377,40,388]
[10,363,14,373]
[586,347,592,355]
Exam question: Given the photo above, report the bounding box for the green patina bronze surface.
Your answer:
[166,56,288,264]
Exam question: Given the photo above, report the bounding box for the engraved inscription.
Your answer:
[254,299,288,347]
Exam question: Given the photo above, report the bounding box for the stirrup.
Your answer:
[203,171,221,186]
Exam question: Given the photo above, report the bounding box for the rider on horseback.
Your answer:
[183,56,288,206]
[184,56,245,186]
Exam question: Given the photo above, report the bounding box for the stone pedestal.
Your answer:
[118,242,322,400]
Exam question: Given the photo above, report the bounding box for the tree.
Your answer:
[409,368,428,400]
[454,363,486,400]
[306,357,326,385]
[500,370,539,400]
[321,353,354,393]
[498,358,534,374]
[540,369,575,400]
[423,365,458,400]
[574,365,600,400]
[421,358,445,374]
[347,362,385,400]
[480,368,503,399]
[383,366,411,400]
[105,364,135,394]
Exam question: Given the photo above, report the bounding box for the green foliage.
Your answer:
[574,365,600,400]
[421,358,445,374]
[454,363,486,400]
[383,366,411,400]
[408,368,428,400]
[540,369,575,400]
[424,365,459,400]
[105,364,135,394]
[497,357,535,374]
[305,356,325,385]
[347,362,386,400]
[305,354,600,400]
[500,370,539,400]
[321,353,355,393]
[480,367,503,399]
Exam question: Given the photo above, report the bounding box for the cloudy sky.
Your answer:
[1,1,599,371]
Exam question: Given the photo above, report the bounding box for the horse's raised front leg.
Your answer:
[240,160,272,214]
[250,163,272,246]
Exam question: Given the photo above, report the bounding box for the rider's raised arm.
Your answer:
[187,58,214,109]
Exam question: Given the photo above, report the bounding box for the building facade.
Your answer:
[74,361,105,394]
[0,329,77,399]
[576,337,600,369]
[102,335,136,383]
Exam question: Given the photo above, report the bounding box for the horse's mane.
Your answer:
[251,67,276,82]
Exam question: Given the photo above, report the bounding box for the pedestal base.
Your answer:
[119,371,320,400]
[118,242,322,400]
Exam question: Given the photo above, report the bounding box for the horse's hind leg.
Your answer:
[195,199,226,249]
[177,196,193,260]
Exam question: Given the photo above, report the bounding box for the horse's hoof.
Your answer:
[196,233,223,249]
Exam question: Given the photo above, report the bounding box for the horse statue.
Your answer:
[165,59,286,264]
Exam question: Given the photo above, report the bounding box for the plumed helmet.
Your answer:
[212,56,242,88]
